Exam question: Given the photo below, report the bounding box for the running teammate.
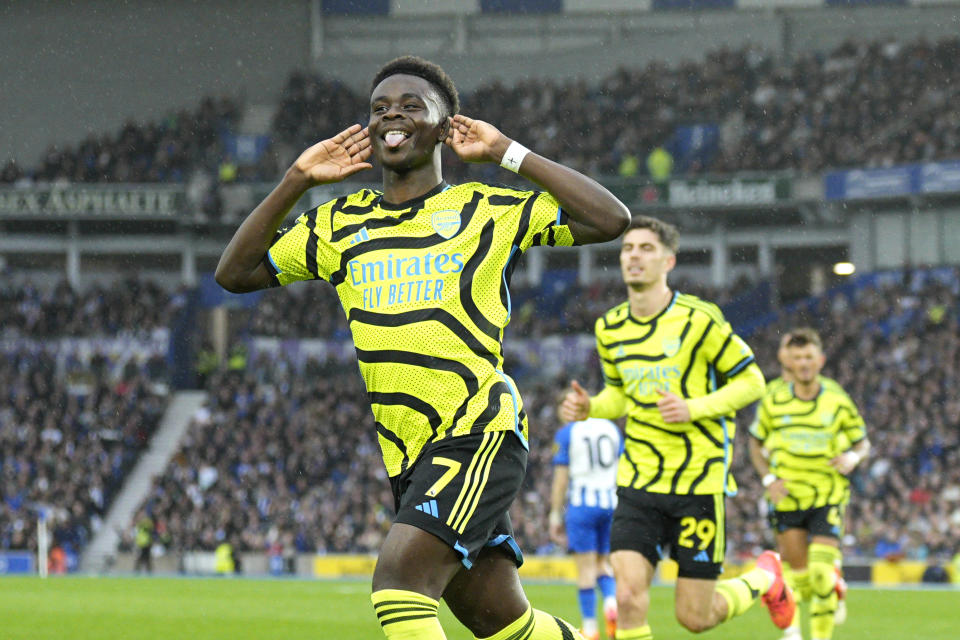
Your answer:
[749,328,869,640]
[560,216,795,640]
[216,56,630,640]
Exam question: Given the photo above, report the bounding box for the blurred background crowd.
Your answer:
[3,36,959,190]
[3,267,956,570]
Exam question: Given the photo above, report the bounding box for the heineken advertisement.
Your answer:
[0,185,184,217]
[667,177,791,207]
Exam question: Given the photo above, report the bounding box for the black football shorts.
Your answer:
[610,487,726,579]
[769,503,845,540]
[390,430,527,569]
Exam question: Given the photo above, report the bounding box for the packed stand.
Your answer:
[6,36,960,189]
[129,359,393,558]
[138,268,960,566]
[0,277,183,340]
[265,35,960,181]
[0,348,168,566]
[0,278,177,568]
[0,97,262,185]
[129,347,602,562]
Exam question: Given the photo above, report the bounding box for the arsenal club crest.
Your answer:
[662,337,681,357]
[432,209,461,239]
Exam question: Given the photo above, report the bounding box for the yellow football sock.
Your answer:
[371,589,446,640]
[615,625,653,640]
[715,567,773,621]
[808,544,842,640]
[479,607,585,640]
[810,590,838,640]
[782,562,803,629]
[793,568,811,602]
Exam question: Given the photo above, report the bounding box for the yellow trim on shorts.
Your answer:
[447,432,504,533]
[713,493,726,563]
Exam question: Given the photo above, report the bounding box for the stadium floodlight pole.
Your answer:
[37,508,48,579]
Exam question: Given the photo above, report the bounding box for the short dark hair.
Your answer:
[371,56,460,120]
[786,327,822,349]
[625,216,679,253]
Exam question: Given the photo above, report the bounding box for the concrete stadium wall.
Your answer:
[1,0,311,166]
[3,2,958,166]
[849,205,960,273]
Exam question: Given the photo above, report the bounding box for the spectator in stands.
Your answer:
[646,146,673,183]
[139,267,960,566]
[134,512,155,573]
[0,279,173,565]
[6,36,960,190]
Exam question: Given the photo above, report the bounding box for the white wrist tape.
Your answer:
[500,141,530,173]
[762,473,777,488]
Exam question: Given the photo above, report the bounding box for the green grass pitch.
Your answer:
[0,576,954,639]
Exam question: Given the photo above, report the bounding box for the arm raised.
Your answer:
[445,115,630,244]
[215,125,372,293]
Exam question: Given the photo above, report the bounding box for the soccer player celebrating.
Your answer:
[549,415,623,640]
[559,216,794,640]
[748,328,869,640]
[216,56,629,640]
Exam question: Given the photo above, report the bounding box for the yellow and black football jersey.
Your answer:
[750,376,867,510]
[265,181,574,477]
[764,376,790,393]
[596,292,762,496]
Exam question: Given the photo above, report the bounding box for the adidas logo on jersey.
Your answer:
[349,227,371,245]
[693,550,711,562]
[415,499,439,518]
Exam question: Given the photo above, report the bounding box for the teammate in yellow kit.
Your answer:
[561,216,795,640]
[216,56,630,640]
[749,328,869,640]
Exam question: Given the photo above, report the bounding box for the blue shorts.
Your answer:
[565,505,614,554]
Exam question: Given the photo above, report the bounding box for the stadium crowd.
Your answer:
[126,268,960,568]
[0,277,183,340]
[127,359,393,557]
[0,277,181,569]
[0,347,168,567]
[2,266,957,572]
[1,97,243,185]
[3,36,959,187]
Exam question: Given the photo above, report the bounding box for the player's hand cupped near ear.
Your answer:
[291,124,373,186]
[444,115,512,164]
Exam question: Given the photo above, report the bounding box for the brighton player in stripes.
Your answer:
[549,416,623,639]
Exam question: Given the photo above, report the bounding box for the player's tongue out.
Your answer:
[384,131,408,148]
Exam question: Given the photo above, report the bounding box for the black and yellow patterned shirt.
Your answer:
[266,181,574,476]
[595,292,763,496]
[750,376,867,510]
